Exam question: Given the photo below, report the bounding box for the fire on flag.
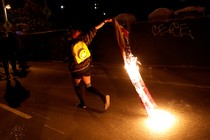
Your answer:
[113,19,158,115]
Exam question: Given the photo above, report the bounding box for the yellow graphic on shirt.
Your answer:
[72,41,91,64]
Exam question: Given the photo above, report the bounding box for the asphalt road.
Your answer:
[0,61,210,140]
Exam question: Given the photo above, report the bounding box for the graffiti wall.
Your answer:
[129,17,210,67]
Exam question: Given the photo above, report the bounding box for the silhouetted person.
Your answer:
[1,32,19,80]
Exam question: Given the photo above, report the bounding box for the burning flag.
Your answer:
[113,19,158,115]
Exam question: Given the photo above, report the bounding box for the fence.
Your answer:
[23,16,210,67]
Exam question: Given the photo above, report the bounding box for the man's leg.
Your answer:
[10,57,19,76]
[2,59,10,79]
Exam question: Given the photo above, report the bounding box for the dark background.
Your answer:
[1,0,210,67]
[38,0,210,24]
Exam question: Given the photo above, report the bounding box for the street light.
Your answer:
[1,0,10,22]
[1,0,12,34]
[5,4,11,9]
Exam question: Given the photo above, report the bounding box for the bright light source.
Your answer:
[145,109,176,132]
[60,5,64,9]
[94,3,99,10]
[114,20,157,114]
[124,55,157,113]
[114,18,176,135]
[103,12,106,16]
[5,4,11,9]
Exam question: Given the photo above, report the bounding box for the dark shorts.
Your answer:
[71,66,91,79]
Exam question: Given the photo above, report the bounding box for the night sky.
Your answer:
[1,0,209,31]
[44,0,210,23]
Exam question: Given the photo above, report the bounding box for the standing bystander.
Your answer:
[1,31,19,80]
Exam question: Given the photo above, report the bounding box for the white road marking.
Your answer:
[0,103,32,119]
[31,111,50,120]
[44,125,65,134]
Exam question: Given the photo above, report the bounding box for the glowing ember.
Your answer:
[145,109,176,132]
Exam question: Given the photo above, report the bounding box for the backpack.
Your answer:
[71,41,91,64]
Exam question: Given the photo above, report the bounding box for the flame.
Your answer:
[124,54,176,131]
[145,109,176,132]
[114,19,176,131]
[124,54,157,115]
[113,19,157,115]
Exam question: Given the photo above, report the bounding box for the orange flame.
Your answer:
[124,54,157,115]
